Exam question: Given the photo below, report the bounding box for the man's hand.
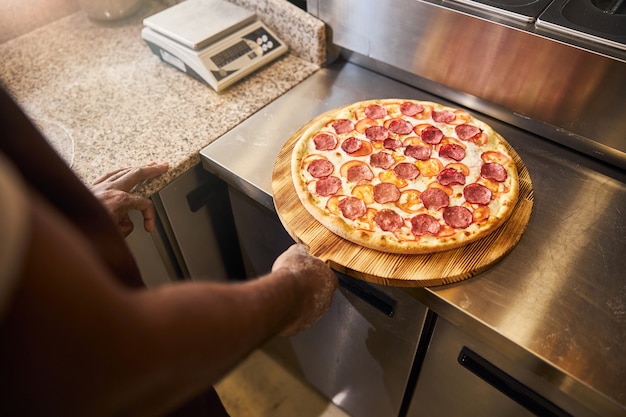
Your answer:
[90,162,169,237]
[271,244,338,336]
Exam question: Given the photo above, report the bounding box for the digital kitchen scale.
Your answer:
[142,0,288,92]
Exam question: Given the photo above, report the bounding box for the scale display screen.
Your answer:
[211,40,253,68]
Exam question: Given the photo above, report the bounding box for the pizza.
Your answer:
[290,99,520,255]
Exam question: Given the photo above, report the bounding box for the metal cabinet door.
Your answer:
[406,317,596,417]
[154,164,243,281]
[229,187,428,417]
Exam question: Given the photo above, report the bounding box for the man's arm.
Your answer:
[0,192,337,416]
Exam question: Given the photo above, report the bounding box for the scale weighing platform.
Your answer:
[142,0,288,92]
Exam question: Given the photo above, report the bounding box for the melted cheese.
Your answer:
[292,99,518,250]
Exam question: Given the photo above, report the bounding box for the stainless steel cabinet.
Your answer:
[228,188,429,417]
[125,209,175,288]
[406,317,598,417]
[128,164,245,286]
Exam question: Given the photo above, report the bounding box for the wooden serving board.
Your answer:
[272,116,534,288]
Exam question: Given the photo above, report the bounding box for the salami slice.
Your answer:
[383,138,403,150]
[315,176,342,196]
[421,126,444,145]
[364,104,388,119]
[313,132,338,151]
[347,164,374,182]
[437,167,466,186]
[463,183,492,205]
[481,162,507,182]
[432,110,455,123]
[455,124,481,141]
[307,159,334,178]
[443,206,473,229]
[374,209,404,232]
[341,137,362,154]
[370,152,395,169]
[339,197,367,220]
[393,162,420,180]
[411,213,441,236]
[373,183,401,204]
[332,119,354,134]
[439,143,466,161]
[405,145,432,160]
[388,119,413,135]
[365,125,389,141]
[400,101,424,117]
[420,187,449,210]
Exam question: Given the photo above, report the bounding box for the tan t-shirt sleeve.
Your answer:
[0,153,29,320]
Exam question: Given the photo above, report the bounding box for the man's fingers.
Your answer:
[140,201,157,233]
[116,162,169,191]
[91,167,132,185]
[108,193,155,234]
[93,162,169,191]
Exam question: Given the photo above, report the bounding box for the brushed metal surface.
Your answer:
[445,0,553,23]
[536,0,626,52]
[200,61,626,416]
[229,188,428,417]
[406,317,597,417]
[309,0,626,169]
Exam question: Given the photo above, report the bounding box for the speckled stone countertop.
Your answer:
[0,0,325,195]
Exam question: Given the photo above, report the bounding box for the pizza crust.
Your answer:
[291,99,519,255]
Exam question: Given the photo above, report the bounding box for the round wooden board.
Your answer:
[272,112,534,287]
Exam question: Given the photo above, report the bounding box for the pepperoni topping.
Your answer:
[481,162,507,182]
[364,104,388,119]
[370,152,395,169]
[373,183,401,204]
[338,197,367,220]
[405,145,432,160]
[432,110,456,123]
[443,206,473,229]
[365,125,388,141]
[437,167,466,186]
[455,124,481,141]
[420,126,444,145]
[400,101,424,117]
[420,188,449,210]
[393,162,420,180]
[410,214,441,236]
[383,138,403,150]
[315,176,342,196]
[313,132,338,151]
[299,100,517,251]
[463,183,492,205]
[341,137,362,154]
[388,119,413,135]
[347,164,374,182]
[374,209,404,232]
[307,159,334,178]
[332,119,354,134]
[439,143,466,161]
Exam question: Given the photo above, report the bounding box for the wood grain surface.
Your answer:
[272,114,534,288]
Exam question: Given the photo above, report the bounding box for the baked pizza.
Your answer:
[291,99,519,255]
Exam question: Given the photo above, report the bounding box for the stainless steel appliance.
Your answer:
[200,0,626,416]
[308,0,626,170]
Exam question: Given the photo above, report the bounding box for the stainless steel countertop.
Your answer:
[200,61,626,416]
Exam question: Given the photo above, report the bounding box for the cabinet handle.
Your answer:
[458,347,573,417]
[336,271,396,317]
[186,178,221,212]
